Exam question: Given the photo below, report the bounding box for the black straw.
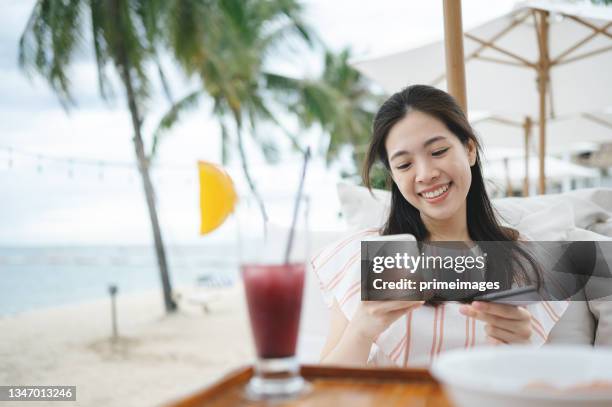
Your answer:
[284,147,311,264]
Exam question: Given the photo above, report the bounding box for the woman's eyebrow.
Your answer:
[389,135,447,161]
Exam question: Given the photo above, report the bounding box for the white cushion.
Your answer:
[566,227,612,241]
[337,182,389,230]
[512,202,574,241]
[589,219,612,238]
[337,183,612,234]
[544,229,610,347]
[497,189,612,229]
[546,295,595,345]
[584,238,612,347]
[590,296,612,347]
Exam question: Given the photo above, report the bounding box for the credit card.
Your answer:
[471,285,540,305]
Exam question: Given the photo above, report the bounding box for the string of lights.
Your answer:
[0,145,195,172]
[0,145,202,186]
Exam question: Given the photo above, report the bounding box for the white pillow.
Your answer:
[512,202,575,241]
[566,227,612,241]
[546,295,595,345]
[589,219,612,238]
[337,183,612,232]
[496,189,612,229]
[336,182,575,240]
[590,296,612,347]
[337,182,389,230]
[564,188,612,225]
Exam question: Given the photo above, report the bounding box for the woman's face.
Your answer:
[385,110,476,222]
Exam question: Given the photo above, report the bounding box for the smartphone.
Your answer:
[471,285,540,305]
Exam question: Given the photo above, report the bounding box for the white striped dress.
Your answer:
[310,228,569,367]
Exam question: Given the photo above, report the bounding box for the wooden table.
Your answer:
[165,365,453,406]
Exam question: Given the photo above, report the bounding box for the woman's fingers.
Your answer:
[459,305,522,330]
[471,301,528,320]
[460,306,504,325]
[484,324,530,344]
[486,336,504,346]
[460,303,529,322]
[459,302,532,343]
[352,300,424,342]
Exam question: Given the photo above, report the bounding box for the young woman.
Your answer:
[312,85,567,367]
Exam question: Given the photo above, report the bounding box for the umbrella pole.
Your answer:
[443,0,468,115]
[523,116,532,197]
[536,10,550,195]
[504,157,513,197]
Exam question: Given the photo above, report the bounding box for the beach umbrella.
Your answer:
[353,0,612,194]
[473,112,612,153]
[482,151,599,192]
[473,112,612,194]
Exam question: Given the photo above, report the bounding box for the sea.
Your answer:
[0,244,239,316]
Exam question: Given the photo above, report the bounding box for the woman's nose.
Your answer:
[415,160,440,184]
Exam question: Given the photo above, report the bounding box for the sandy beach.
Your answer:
[0,285,256,407]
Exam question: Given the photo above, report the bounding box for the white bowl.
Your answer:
[431,345,612,407]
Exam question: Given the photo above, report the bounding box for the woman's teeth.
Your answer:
[421,183,450,199]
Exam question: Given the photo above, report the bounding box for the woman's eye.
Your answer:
[432,147,449,157]
[396,163,412,170]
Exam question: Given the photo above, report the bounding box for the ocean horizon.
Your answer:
[0,244,239,316]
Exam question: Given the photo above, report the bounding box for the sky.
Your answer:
[0,0,522,246]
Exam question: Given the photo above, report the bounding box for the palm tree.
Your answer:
[19,0,177,312]
[266,48,381,179]
[151,0,314,224]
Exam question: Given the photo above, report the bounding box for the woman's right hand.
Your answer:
[347,300,425,342]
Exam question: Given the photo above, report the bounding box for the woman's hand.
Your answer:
[459,301,532,344]
[348,300,425,343]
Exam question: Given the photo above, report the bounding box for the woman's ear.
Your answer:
[467,140,477,167]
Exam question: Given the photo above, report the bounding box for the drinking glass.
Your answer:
[238,196,310,400]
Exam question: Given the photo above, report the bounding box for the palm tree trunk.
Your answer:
[132,117,177,313]
[116,54,176,314]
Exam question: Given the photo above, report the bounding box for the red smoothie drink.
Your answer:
[242,263,305,359]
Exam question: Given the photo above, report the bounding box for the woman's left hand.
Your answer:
[459,301,532,345]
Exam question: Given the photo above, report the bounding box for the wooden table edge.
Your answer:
[163,364,438,406]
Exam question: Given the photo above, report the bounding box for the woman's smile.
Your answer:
[419,181,452,204]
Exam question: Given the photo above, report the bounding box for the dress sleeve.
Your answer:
[310,228,380,318]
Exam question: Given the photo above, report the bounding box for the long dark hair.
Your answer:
[362,85,541,292]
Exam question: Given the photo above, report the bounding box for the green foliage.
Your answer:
[19,0,169,111]
[268,48,382,177]
[153,1,383,179]
[19,0,85,107]
[154,0,314,163]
